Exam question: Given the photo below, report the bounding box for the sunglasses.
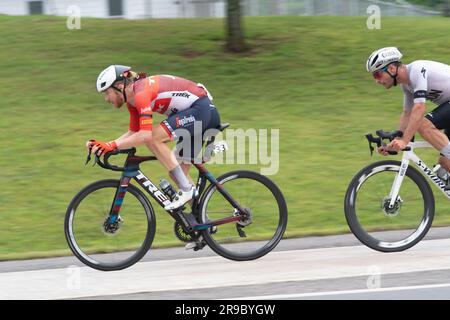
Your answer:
[372,66,388,80]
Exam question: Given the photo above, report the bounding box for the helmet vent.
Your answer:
[370,54,379,67]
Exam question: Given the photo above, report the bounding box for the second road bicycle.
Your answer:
[344,129,447,252]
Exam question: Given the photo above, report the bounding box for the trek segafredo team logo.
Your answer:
[175,115,196,128]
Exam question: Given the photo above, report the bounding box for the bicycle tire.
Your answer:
[65,179,156,271]
[199,170,288,261]
[344,160,434,252]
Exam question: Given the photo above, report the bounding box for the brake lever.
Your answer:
[93,154,99,166]
[368,140,374,156]
[85,146,92,165]
[365,133,381,157]
[365,133,399,156]
[85,145,100,166]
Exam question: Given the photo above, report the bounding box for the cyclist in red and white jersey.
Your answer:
[367,47,450,174]
[88,65,220,210]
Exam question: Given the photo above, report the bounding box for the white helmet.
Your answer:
[96,65,131,92]
[366,47,403,73]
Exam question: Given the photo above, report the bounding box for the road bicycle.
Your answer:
[344,129,445,252]
[65,123,288,271]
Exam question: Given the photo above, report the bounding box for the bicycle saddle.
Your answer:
[217,123,230,131]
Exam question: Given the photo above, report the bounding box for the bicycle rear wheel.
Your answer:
[344,160,434,252]
[199,170,288,261]
[65,179,156,271]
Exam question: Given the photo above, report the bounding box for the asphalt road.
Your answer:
[2,227,450,300]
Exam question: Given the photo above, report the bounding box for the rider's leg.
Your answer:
[178,163,195,207]
[168,161,195,208]
[422,102,450,172]
[160,97,220,210]
[168,158,195,186]
[439,129,450,172]
[145,124,193,192]
[418,119,450,171]
[418,118,449,150]
[180,162,194,183]
[438,155,450,172]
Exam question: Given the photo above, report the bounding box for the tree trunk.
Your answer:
[226,0,247,53]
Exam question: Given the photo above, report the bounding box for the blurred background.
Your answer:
[1,0,450,260]
[0,0,447,18]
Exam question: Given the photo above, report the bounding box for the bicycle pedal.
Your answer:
[194,241,207,251]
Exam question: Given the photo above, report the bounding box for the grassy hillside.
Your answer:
[1,15,450,260]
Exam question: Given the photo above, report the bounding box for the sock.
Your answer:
[440,143,450,160]
[170,165,192,192]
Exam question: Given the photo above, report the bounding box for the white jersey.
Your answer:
[402,60,450,111]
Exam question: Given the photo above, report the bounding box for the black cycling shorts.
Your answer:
[424,101,450,139]
[161,96,221,162]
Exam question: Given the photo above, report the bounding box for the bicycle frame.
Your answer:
[192,163,247,227]
[108,154,244,233]
[387,140,450,208]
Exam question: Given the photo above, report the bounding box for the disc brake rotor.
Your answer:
[381,196,403,217]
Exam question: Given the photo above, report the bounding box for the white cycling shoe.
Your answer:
[164,186,194,211]
[185,241,198,250]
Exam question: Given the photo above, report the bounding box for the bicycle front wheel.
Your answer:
[65,179,156,271]
[199,170,288,261]
[344,160,434,252]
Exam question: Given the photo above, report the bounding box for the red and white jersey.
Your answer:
[127,74,213,132]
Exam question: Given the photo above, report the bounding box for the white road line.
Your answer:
[228,282,450,300]
[2,238,450,299]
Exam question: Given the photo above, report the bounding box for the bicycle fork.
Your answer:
[388,158,409,209]
[103,176,132,232]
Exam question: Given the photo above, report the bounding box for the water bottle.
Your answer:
[433,164,449,182]
[160,179,177,201]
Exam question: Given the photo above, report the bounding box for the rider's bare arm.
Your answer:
[383,103,425,153]
[398,109,411,134]
[402,102,426,143]
[114,130,152,150]
[85,130,138,152]
[115,130,137,141]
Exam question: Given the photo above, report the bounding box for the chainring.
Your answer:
[174,222,196,242]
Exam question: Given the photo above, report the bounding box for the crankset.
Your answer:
[174,221,198,242]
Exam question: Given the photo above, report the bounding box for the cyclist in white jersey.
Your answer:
[367,47,450,173]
